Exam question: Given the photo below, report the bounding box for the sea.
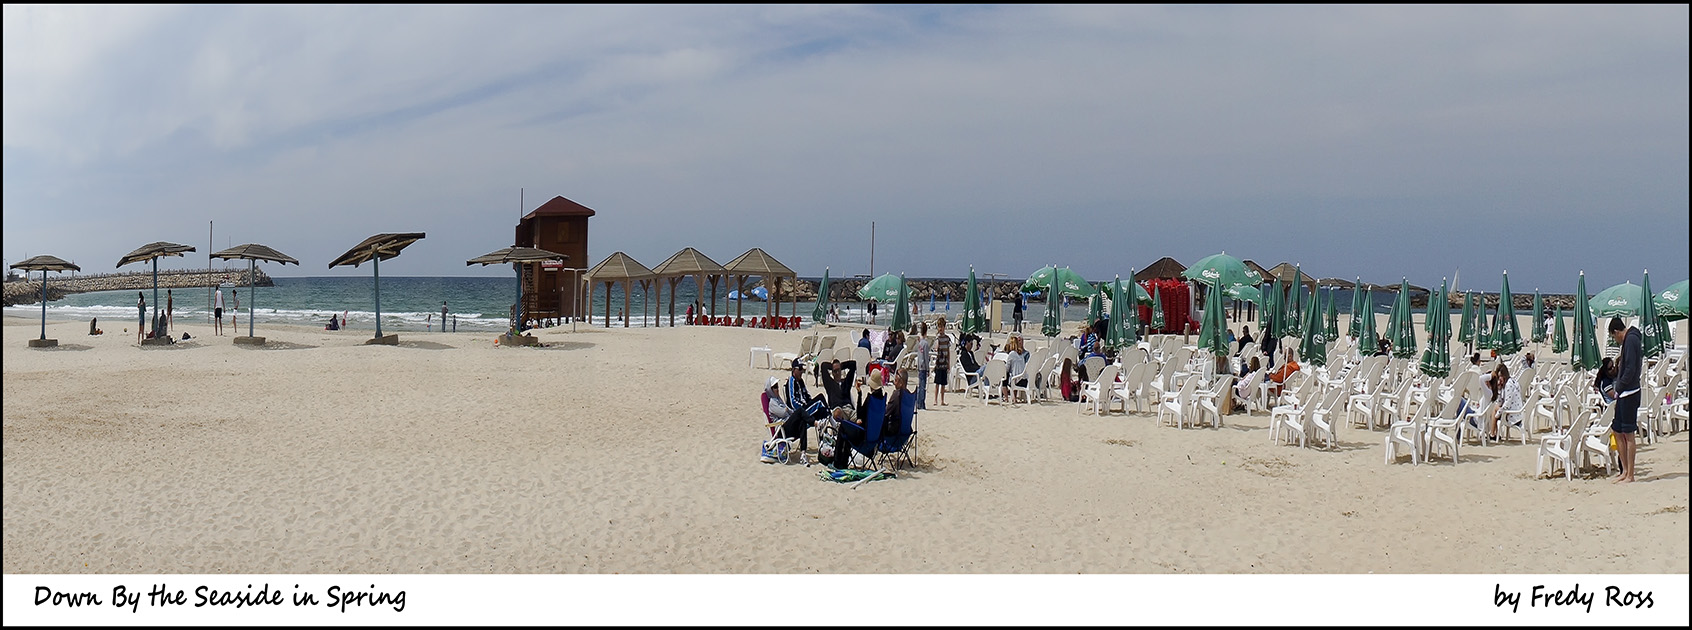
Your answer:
[6,275,1417,334]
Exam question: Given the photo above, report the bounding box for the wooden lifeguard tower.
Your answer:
[515,196,595,324]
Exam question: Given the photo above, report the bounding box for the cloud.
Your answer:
[4,5,1686,292]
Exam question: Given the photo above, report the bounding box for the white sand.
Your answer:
[4,312,1687,573]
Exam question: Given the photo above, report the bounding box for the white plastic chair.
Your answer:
[1537,406,1595,480]
[1078,364,1122,416]
[1157,376,1201,429]
[1192,374,1236,429]
[979,359,1008,406]
[1385,394,1432,465]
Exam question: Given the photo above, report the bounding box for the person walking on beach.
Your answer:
[1013,292,1025,333]
[914,321,932,410]
[933,317,951,406]
[137,292,147,343]
[213,287,225,336]
[442,302,449,332]
[166,289,174,335]
[1609,316,1642,483]
[232,290,240,331]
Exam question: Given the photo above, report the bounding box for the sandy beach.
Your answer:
[4,313,1687,574]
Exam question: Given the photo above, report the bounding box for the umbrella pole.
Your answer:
[373,253,383,339]
[40,270,48,340]
[152,258,160,338]
[249,258,256,338]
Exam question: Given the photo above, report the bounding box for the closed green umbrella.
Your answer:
[1492,272,1523,356]
[1590,282,1643,317]
[1199,281,1230,358]
[1640,270,1668,359]
[1348,279,1365,340]
[1384,282,1403,355]
[1087,282,1105,329]
[1122,274,1142,345]
[1530,290,1546,343]
[1106,275,1135,350]
[961,267,986,335]
[1571,272,1600,371]
[1475,294,1494,350]
[1284,276,1304,338]
[1656,279,1688,322]
[1457,291,1476,348]
[1267,275,1286,340]
[1324,287,1340,340]
[1042,267,1062,338]
[1552,306,1568,354]
[1149,286,1166,332]
[1357,288,1378,356]
[812,267,831,323]
[1392,279,1418,359]
[889,273,912,333]
[1419,278,1452,378]
[1182,252,1263,289]
[1299,285,1326,367]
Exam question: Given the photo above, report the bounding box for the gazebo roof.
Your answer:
[10,255,81,272]
[722,248,794,277]
[1241,260,1274,282]
[328,233,426,268]
[1134,257,1186,281]
[650,247,725,277]
[1315,277,1356,289]
[1266,263,1316,285]
[586,251,654,282]
[117,242,196,268]
[211,243,300,265]
[521,195,598,219]
[465,246,569,266]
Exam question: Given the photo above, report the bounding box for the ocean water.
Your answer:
[6,276,1421,334]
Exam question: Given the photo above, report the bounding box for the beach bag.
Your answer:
[816,416,840,462]
[761,437,794,464]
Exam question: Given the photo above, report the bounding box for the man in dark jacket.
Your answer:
[1609,317,1642,483]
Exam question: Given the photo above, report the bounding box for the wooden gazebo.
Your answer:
[723,248,796,325]
[1134,257,1187,282]
[585,252,654,328]
[650,247,725,326]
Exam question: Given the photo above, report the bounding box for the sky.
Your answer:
[4,4,1687,295]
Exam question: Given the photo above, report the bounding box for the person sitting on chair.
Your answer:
[784,359,827,453]
[1233,356,1262,411]
[833,369,901,469]
[958,335,985,385]
[1058,357,1083,402]
[1593,357,1618,404]
[820,358,858,411]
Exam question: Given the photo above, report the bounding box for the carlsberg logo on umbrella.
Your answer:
[1666,291,1681,301]
[1202,269,1219,280]
[1609,298,1627,307]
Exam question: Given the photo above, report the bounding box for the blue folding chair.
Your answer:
[848,395,888,467]
[876,390,919,470]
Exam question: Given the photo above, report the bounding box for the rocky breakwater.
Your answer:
[3,268,271,307]
[764,277,1037,303]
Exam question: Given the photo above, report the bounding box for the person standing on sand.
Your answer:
[166,289,173,335]
[213,287,225,336]
[1013,292,1025,333]
[137,292,147,343]
[442,302,449,332]
[232,290,240,331]
[914,321,932,410]
[933,317,951,406]
[1609,316,1642,483]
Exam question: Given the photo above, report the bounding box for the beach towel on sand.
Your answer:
[817,469,895,483]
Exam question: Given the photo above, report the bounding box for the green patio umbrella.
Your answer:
[1041,267,1062,338]
[1391,279,1418,359]
[890,272,912,333]
[1475,294,1494,350]
[1419,278,1452,378]
[1199,279,1230,359]
[1384,282,1403,355]
[1106,275,1135,350]
[1116,278,1153,304]
[1552,306,1568,354]
[1640,270,1668,359]
[1267,274,1286,340]
[1590,281,1643,317]
[1149,286,1166,331]
[1299,285,1326,367]
[1457,291,1476,348]
[1284,276,1304,338]
[1023,265,1092,298]
[1087,282,1105,329]
[1225,284,1262,304]
[1324,287,1340,340]
[1571,272,1600,372]
[1492,272,1523,356]
[1348,279,1365,340]
[1656,279,1688,322]
[1181,252,1263,289]
[960,267,986,335]
[1530,290,1546,343]
[1357,288,1378,356]
[857,272,903,302]
[812,267,831,323]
